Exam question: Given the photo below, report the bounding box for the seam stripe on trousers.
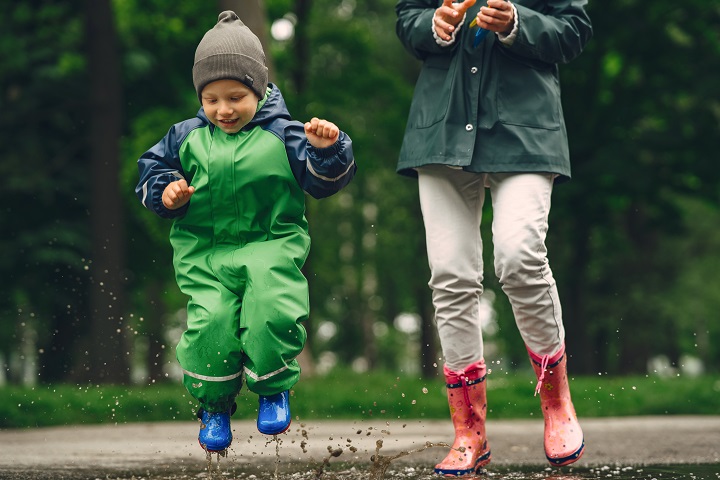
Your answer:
[182,369,243,382]
[243,364,289,382]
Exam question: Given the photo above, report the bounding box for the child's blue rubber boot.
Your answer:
[198,404,235,452]
[257,390,291,435]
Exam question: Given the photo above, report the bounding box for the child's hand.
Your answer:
[162,179,195,210]
[304,117,340,149]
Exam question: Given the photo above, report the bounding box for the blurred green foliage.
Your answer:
[1,0,719,386]
[1,371,718,428]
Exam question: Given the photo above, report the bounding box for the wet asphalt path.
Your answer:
[1,416,718,478]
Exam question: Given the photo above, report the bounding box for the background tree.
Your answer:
[551,0,720,373]
[84,0,130,383]
[116,0,216,383]
[1,0,719,385]
[266,0,434,374]
[1,1,92,383]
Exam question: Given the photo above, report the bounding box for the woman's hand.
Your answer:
[474,0,515,35]
[434,0,477,41]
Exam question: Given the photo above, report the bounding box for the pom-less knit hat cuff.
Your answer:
[194,53,266,99]
[192,11,269,101]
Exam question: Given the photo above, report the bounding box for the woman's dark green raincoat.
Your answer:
[395,0,593,181]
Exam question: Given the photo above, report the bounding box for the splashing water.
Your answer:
[303,429,458,480]
[368,439,455,480]
[3,416,718,480]
[313,445,344,479]
[202,446,226,478]
[164,420,720,480]
[272,435,281,479]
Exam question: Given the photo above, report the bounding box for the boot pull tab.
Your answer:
[534,354,550,396]
[460,371,475,428]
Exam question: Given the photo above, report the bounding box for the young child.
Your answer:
[135,11,356,452]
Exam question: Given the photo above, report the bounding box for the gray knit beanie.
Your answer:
[192,11,268,100]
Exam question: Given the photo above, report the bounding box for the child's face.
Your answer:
[201,79,259,135]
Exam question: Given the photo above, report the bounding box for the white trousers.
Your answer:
[417,165,565,371]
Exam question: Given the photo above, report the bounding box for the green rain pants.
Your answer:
[169,125,310,412]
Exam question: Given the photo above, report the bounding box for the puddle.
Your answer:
[2,418,718,480]
[1,462,718,479]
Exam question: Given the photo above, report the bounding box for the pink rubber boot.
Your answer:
[434,360,492,476]
[528,344,585,467]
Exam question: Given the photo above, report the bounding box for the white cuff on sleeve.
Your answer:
[432,11,467,47]
[497,2,519,46]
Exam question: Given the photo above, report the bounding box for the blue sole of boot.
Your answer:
[433,449,491,476]
[546,439,585,467]
[199,439,232,452]
[257,420,291,436]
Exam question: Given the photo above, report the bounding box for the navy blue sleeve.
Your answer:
[135,119,202,218]
[281,121,356,199]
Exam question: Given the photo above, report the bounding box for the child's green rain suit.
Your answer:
[136,85,356,412]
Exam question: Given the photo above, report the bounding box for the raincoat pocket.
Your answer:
[408,54,456,129]
[495,49,562,130]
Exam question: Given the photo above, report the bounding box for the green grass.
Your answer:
[1,370,718,429]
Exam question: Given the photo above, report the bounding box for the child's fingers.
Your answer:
[176,179,189,193]
[177,186,191,200]
[306,118,338,137]
[324,123,339,140]
[304,117,319,134]
[317,120,339,139]
[163,180,194,209]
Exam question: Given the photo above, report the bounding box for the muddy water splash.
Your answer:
[368,439,455,480]
[272,435,281,479]
[305,423,459,480]
[203,447,226,478]
[313,446,344,479]
[196,421,473,479]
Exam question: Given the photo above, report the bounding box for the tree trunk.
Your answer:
[419,286,439,378]
[84,0,129,383]
[562,216,592,374]
[291,0,311,96]
[145,281,168,383]
[286,0,317,376]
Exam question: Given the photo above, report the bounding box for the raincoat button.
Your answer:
[465,124,474,131]
[470,67,478,74]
